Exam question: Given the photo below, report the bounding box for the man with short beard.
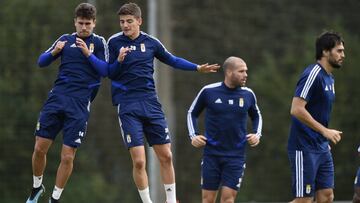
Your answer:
[287,31,345,203]
[187,56,263,203]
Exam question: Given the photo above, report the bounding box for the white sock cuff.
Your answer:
[164,183,176,188]
[52,185,64,200]
[138,187,150,193]
[138,187,153,203]
[164,183,176,203]
[33,175,43,188]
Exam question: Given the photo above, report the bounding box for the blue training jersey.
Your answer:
[288,63,335,152]
[187,82,263,157]
[107,31,198,104]
[38,33,108,101]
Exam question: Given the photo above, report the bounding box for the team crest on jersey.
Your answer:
[239,98,244,107]
[305,184,311,194]
[140,43,146,52]
[89,43,94,53]
[126,134,132,143]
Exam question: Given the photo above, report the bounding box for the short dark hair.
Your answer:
[75,3,96,20]
[315,31,344,60]
[117,3,141,18]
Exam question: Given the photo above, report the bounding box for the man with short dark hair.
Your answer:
[25,3,108,203]
[287,31,345,203]
[107,2,219,203]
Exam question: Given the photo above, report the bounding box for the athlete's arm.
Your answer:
[290,97,342,144]
[187,88,206,140]
[87,54,108,77]
[37,41,65,67]
[154,39,219,72]
[75,37,108,77]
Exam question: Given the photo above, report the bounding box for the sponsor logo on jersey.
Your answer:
[89,43,94,53]
[79,131,84,137]
[215,98,222,103]
[239,98,244,107]
[140,43,146,52]
[127,134,131,143]
[228,99,234,105]
[130,45,136,51]
[306,184,311,194]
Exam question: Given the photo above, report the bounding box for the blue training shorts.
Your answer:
[288,150,334,197]
[117,96,171,148]
[201,155,246,191]
[35,92,90,148]
[355,167,360,187]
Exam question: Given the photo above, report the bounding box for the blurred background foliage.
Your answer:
[0,0,359,202]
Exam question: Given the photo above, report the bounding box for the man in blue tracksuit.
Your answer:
[187,56,263,203]
[107,3,219,203]
[26,3,108,203]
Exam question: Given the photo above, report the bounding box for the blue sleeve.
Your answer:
[248,92,263,137]
[187,88,206,138]
[108,60,122,79]
[37,35,66,67]
[154,39,198,71]
[87,54,108,77]
[107,39,122,79]
[37,52,57,67]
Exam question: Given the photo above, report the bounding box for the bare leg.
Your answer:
[129,146,148,189]
[32,136,53,176]
[153,143,174,184]
[220,186,237,203]
[202,189,217,203]
[354,186,360,203]
[290,197,314,203]
[55,145,77,188]
[315,188,333,203]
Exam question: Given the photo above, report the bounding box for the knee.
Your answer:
[221,197,235,203]
[202,195,215,203]
[133,158,146,171]
[320,192,334,203]
[327,192,334,203]
[33,145,48,157]
[221,193,236,203]
[157,150,173,165]
[354,193,360,203]
[60,153,75,165]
